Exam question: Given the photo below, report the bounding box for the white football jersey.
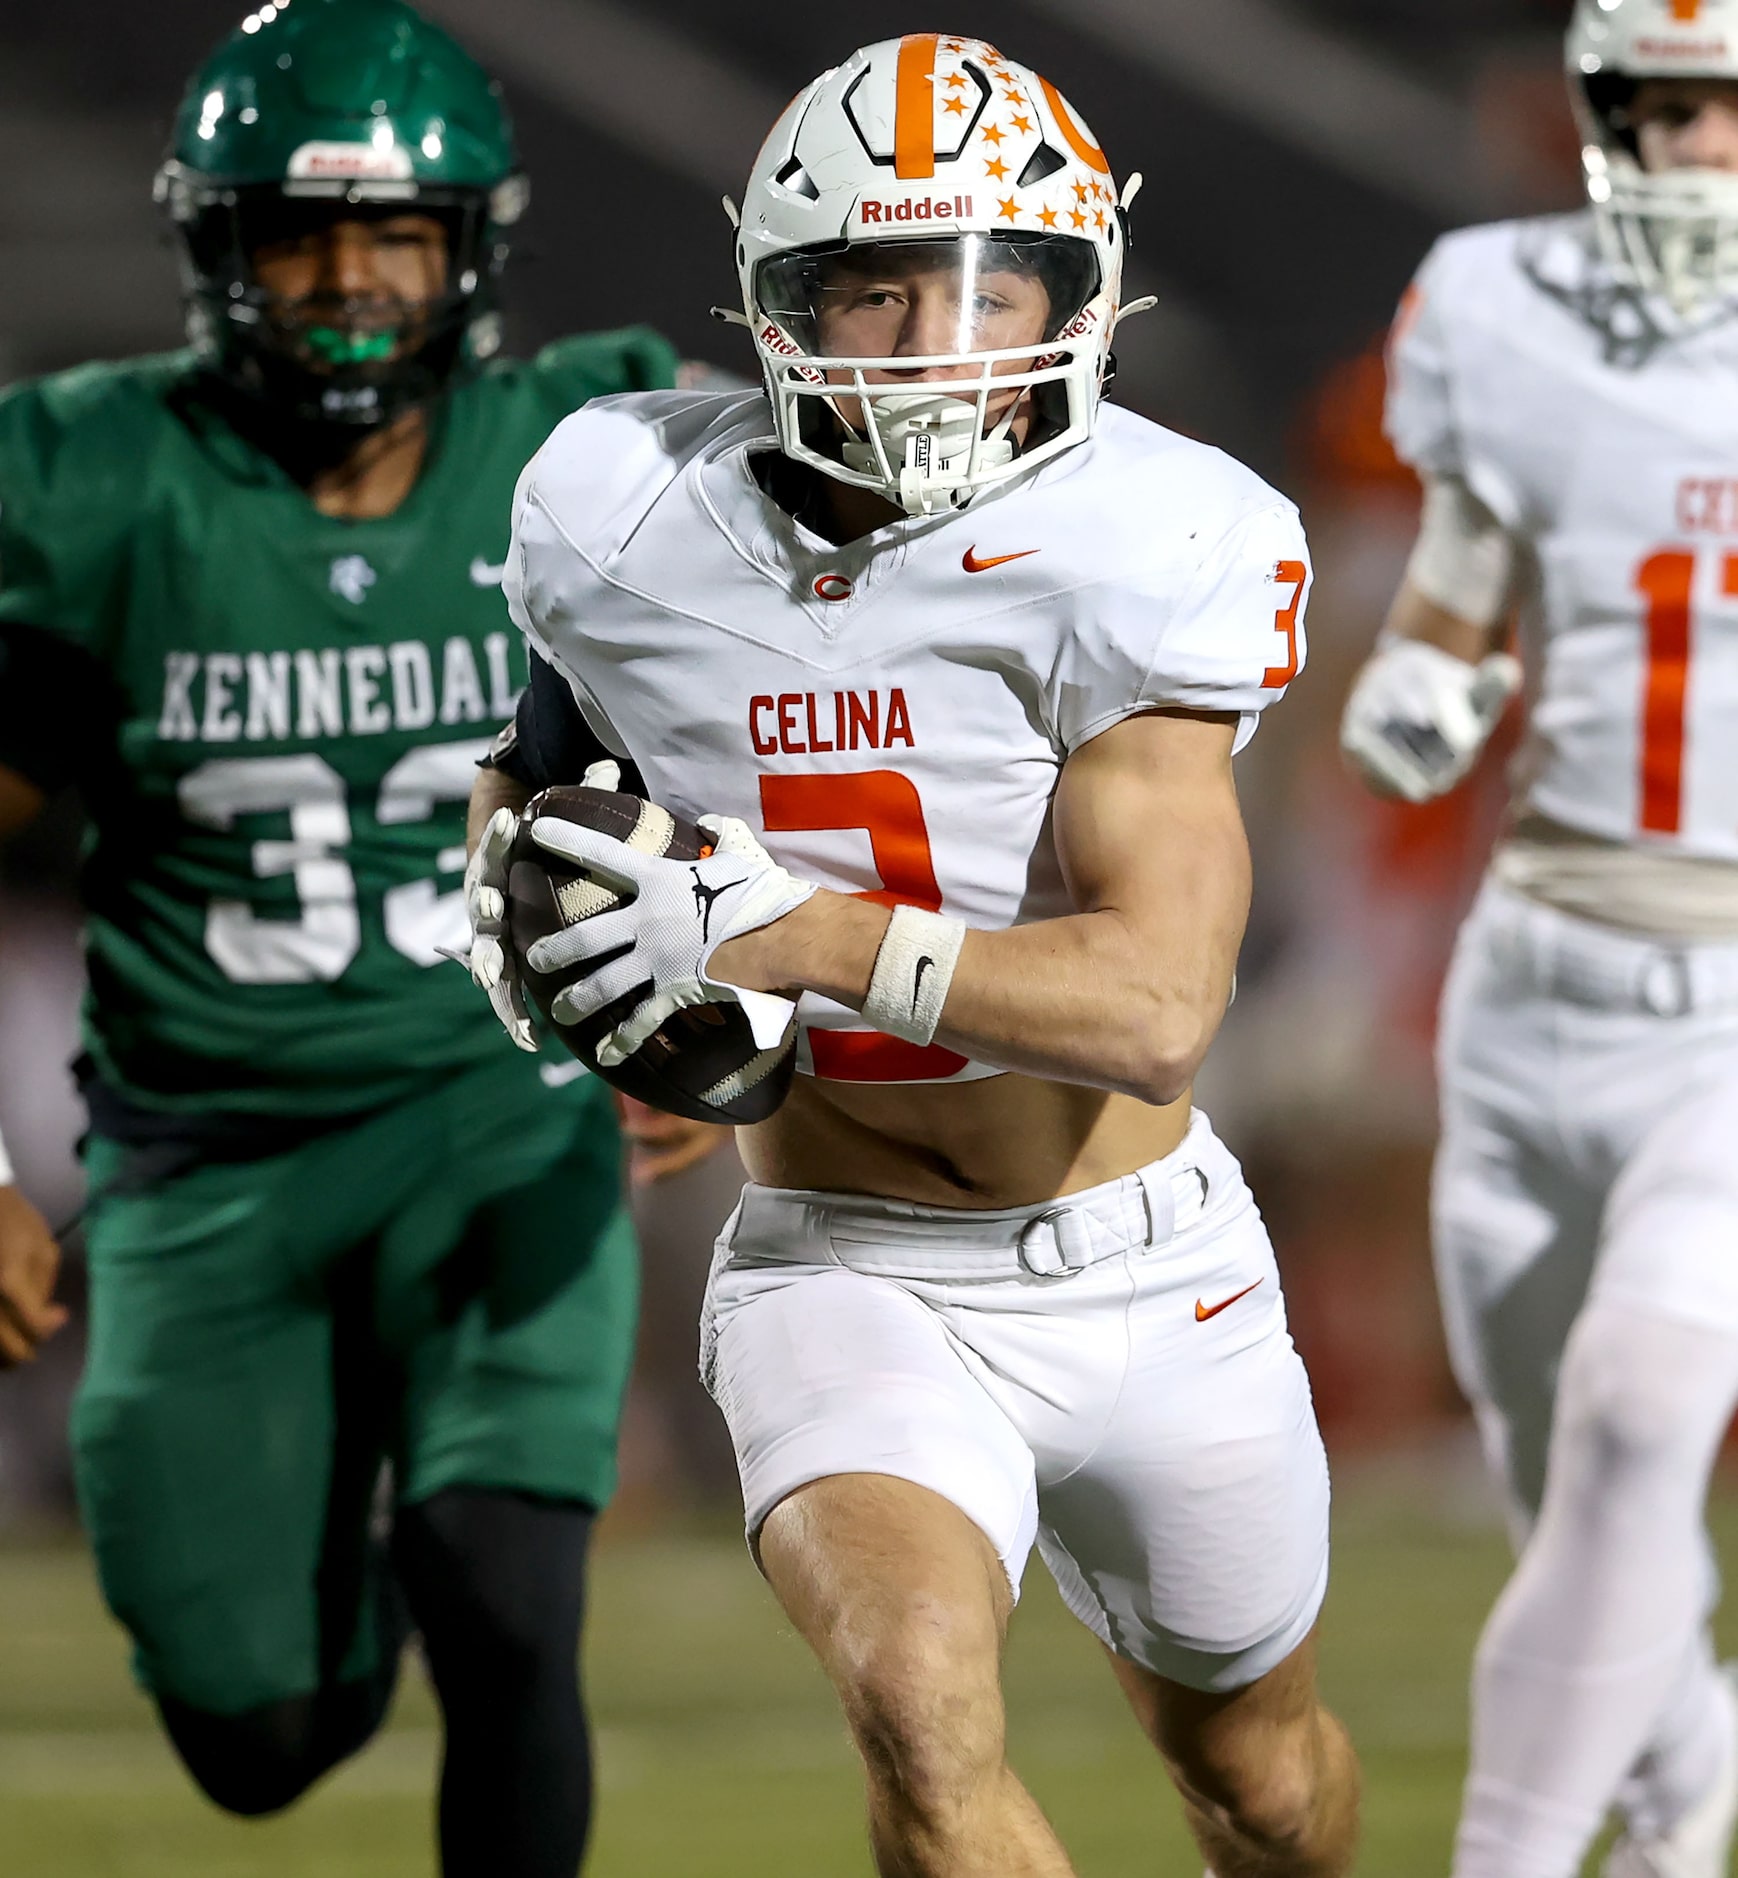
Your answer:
[1390,211,1738,860]
[506,391,1309,1083]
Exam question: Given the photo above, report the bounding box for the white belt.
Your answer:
[1482,882,1738,1018]
[726,1157,1211,1283]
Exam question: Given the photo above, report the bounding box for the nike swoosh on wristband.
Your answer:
[1194,1278,1264,1323]
[962,547,1040,574]
[469,557,509,587]
[913,955,935,1006]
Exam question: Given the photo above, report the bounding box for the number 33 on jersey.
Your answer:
[0,336,680,1113]
[507,390,1311,1084]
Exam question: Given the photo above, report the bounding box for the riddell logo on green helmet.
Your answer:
[287,140,414,182]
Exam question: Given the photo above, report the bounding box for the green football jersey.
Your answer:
[0,330,677,1116]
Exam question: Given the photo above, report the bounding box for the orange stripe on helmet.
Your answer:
[1037,75,1109,175]
[894,33,940,180]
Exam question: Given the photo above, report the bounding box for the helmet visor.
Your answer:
[757,232,1102,362]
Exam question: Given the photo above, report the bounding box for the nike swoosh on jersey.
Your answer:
[962,547,1040,574]
[1194,1278,1264,1323]
[470,557,509,587]
[539,1060,591,1088]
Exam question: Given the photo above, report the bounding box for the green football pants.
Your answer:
[70,1053,637,1716]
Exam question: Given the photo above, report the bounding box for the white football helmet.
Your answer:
[734,34,1136,517]
[1569,0,1738,310]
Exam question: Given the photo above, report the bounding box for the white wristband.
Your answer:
[862,906,967,1046]
[0,1122,13,1188]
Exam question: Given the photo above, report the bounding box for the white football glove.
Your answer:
[523,809,816,1069]
[1340,637,1522,804]
[463,760,626,1053]
[464,804,538,1052]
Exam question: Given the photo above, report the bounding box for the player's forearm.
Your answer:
[1383,579,1503,665]
[466,766,531,857]
[718,890,1240,1107]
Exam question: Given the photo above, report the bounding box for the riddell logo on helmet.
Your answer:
[287,141,415,182]
[758,322,802,357]
[857,195,974,226]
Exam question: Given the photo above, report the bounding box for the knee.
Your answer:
[158,1695,322,1818]
[1554,1313,1708,1485]
[1170,1717,1329,1856]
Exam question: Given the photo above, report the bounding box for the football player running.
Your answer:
[1341,4,1738,1873]
[0,2,685,1870]
[470,36,1359,1878]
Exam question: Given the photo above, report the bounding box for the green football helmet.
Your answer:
[157,0,528,426]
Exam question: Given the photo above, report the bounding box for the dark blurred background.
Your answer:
[0,0,1586,1523]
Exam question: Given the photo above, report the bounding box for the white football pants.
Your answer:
[699,1111,1331,1693]
[1436,881,1738,1878]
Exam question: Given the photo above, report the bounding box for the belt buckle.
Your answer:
[1638,951,1693,1018]
[1017,1209,1074,1279]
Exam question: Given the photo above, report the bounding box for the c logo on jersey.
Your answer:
[813,574,855,602]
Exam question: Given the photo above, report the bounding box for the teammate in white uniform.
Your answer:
[469,36,1359,1876]
[1342,5,1738,1874]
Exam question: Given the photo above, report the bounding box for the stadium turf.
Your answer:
[2,1471,1733,1875]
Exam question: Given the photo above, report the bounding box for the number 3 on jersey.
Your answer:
[1635,548,1738,835]
[759,771,967,1081]
[178,740,487,984]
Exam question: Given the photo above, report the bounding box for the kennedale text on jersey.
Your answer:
[155,634,520,743]
[749,689,917,757]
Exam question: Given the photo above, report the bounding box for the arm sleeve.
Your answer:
[487,648,646,796]
[1058,500,1313,757]
[0,622,120,792]
[1403,474,1518,628]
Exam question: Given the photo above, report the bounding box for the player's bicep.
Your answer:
[1054,708,1250,973]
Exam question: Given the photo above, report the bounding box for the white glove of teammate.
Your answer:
[1340,636,1522,804]
[464,803,537,1053]
[523,801,817,1070]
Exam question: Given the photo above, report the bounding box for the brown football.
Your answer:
[506,785,798,1125]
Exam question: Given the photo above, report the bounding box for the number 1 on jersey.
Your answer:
[1635,548,1738,836]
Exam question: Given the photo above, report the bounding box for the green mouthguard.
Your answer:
[304,327,398,364]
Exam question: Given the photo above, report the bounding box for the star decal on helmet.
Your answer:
[984,156,1009,179]
[997,196,1020,222]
